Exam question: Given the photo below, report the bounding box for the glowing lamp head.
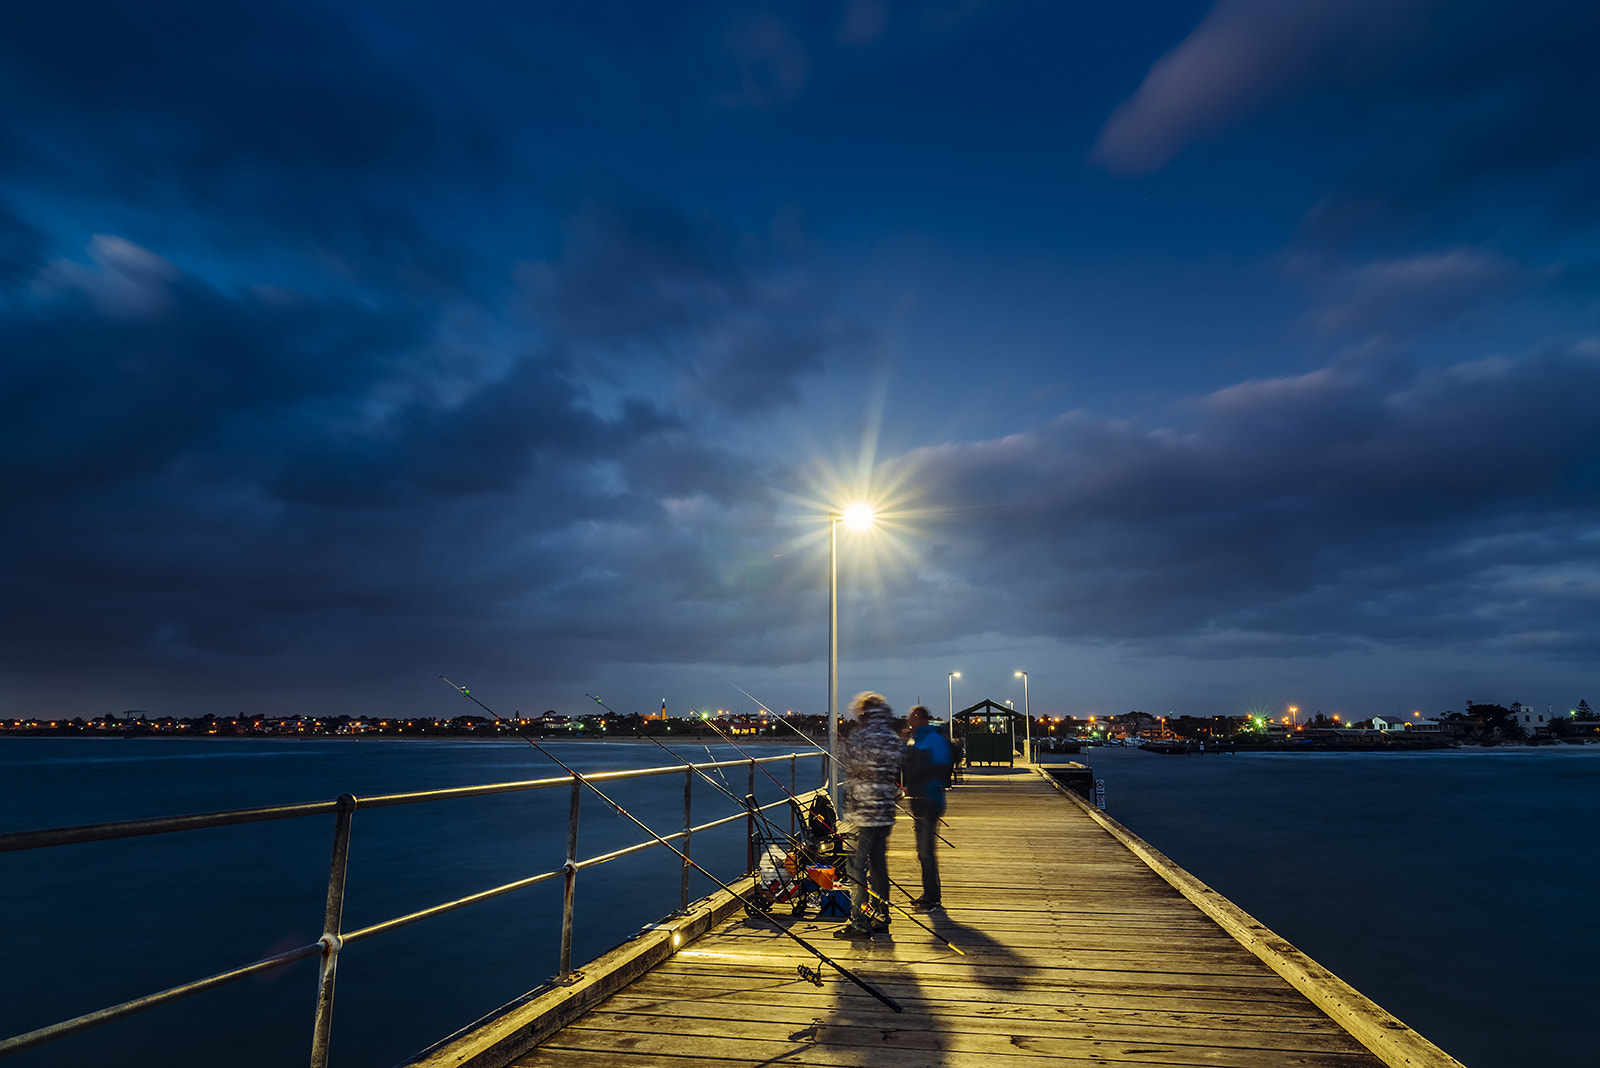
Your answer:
[841,503,876,531]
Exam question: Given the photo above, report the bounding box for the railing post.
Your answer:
[309,793,356,1068]
[558,775,581,982]
[680,767,693,912]
[745,759,757,873]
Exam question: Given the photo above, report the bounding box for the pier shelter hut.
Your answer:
[953,699,1026,767]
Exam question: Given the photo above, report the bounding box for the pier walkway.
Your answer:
[415,766,1461,1068]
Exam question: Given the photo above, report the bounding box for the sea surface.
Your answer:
[2,738,1593,1067]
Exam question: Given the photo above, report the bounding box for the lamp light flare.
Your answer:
[841,502,876,531]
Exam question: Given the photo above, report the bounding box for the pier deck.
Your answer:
[419,766,1458,1068]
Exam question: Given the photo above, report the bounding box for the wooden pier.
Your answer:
[411,766,1463,1068]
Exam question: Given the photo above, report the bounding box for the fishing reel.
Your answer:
[796,964,824,987]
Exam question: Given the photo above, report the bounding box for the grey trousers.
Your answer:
[848,823,892,929]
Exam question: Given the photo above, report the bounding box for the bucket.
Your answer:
[806,865,835,890]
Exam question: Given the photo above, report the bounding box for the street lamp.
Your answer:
[828,504,875,809]
[1015,671,1030,763]
[947,672,961,721]
[1289,705,1299,731]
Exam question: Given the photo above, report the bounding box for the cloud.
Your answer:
[519,194,867,413]
[721,15,810,108]
[838,0,890,46]
[0,227,796,700]
[0,237,423,503]
[1299,248,1523,336]
[1303,2,1600,240]
[883,346,1600,659]
[0,0,488,291]
[0,197,44,287]
[1092,0,1427,175]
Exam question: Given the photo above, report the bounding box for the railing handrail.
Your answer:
[0,748,827,1064]
[0,751,809,853]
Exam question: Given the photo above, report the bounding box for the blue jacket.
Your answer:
[904,724,954,813]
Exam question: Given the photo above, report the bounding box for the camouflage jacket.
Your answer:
[841,716,902,828]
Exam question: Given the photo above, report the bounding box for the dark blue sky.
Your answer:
[4,0,1598,721]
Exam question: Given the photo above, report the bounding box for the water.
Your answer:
[4,739,1591,1067]
[1089,744,1600,1068]
[0,738,813,1068]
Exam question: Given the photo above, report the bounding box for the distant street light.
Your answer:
[828,504,875,809]
[1015,671,1030,764]
[948,672,961,722]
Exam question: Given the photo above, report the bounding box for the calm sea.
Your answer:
[3,738,1592,1067]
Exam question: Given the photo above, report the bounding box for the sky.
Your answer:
[3,0,1599,723]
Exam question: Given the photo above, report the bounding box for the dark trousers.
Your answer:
[848,823,892,930]
[911,798,942,901]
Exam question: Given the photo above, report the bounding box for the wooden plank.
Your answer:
[515,1049,1384,1068]
[608,982,1339,1019]
[567,1004,1371,1053]
[529,1026,1385,1067]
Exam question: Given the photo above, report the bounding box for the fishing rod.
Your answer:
[439,676,903,1013]
[674,703,965,955]
[727,681,956,849]
[587,693,821,863]
[587,695,964,955]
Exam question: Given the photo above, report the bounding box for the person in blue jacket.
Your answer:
[902,705,953,910]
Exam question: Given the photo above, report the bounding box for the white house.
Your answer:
[1517,707,1558,735]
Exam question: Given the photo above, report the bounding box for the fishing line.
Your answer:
[670,698,964,955]
[439,676,903,1013]
[700,743,737,797]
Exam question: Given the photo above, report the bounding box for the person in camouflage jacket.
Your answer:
[834,691,900,939]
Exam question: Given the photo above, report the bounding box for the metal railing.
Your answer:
[0,749,826,1066]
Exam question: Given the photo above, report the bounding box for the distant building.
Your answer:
[1403,719,1445,734]
[1518,707,1555,735]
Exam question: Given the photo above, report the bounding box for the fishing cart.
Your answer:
[746,793,851,918]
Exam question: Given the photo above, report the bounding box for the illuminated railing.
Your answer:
[0,751,825,1066]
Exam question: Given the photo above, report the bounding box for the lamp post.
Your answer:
[947,671,962,758]
[1015,671,1030,763]
[828,504,875,810]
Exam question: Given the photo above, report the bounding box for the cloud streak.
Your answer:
[1092,0,1430,175]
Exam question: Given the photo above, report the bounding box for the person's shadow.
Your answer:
[735,896,1044,1066]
